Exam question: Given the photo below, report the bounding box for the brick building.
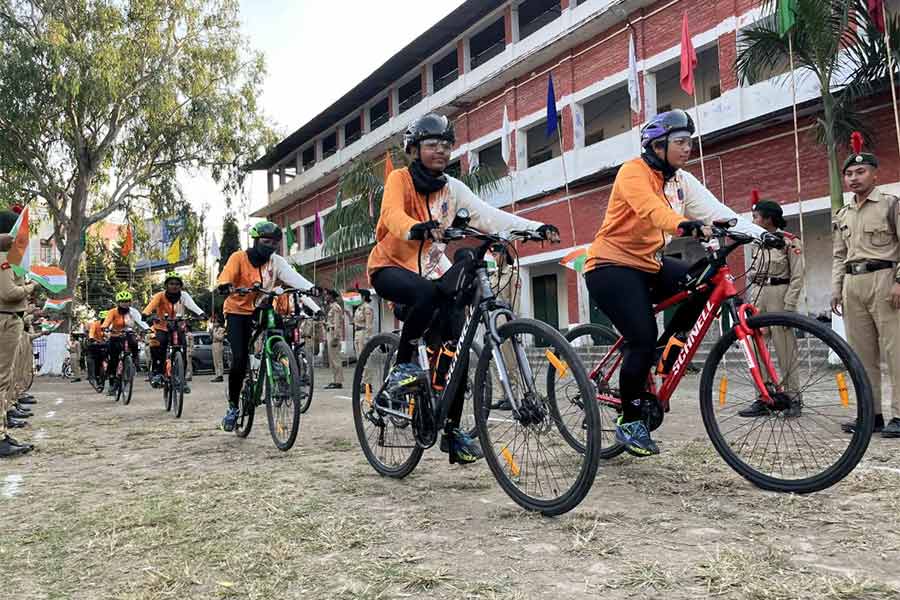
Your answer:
[249,0,900,334]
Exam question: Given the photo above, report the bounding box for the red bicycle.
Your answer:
[552,220,874,493]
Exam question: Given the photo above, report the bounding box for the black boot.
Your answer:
[0,437,29,457]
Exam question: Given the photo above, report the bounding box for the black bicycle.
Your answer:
[352,210,601,516]
[106,327,138,406]
[227,285,307,451]
[85,341,108,393]
[282,291,318,414]
[158,316,196,419]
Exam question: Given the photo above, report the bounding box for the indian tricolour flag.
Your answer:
[7,206,30,272]
[560,247,588,273]
[342,291,362,307]
[44,297,73,311]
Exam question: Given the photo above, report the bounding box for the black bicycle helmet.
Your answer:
[403,113,455,154]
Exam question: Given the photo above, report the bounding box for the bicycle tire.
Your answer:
[119,357,134,406]
[352,333,424,478]
[235,367,256,438]
[460,341,488,439]
[558,323,627,460]
[295,344,314,414]
[172,352,185,419]
[62,359,72,379]
[474,318,601,516]
[265,340,302,451]
[700,312,874,493]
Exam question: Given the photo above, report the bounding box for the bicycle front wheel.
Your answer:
[352,333,423,478]
[295,344,314,414]
[119,357,134,406]
[700,312,874,493]
[475,318,601,516]
[265,340,302,451]
[171,353,185,419]
[235,368,256,439]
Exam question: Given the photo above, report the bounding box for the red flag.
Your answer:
[680,13,697,96]
[868,0,886,34]
[121,225,134,258]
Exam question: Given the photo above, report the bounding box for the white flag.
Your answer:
[210,233,220,260]
[501,105,512,168]
[627,32,642,115]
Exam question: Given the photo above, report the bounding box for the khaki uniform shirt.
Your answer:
[832,188,900,297]
[212,325,226,343]
[750,232,805,311]
[353,303,374,333]
[0,252,34,312]
[325,302,345,341]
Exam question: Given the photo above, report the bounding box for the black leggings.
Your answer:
[585,258,705,422]
[225,314,255,409]
[150,330,169,375]
[371,266,468,428]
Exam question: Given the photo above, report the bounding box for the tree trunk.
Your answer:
[821,92,845,216]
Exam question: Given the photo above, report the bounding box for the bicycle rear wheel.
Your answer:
[265,340,302,451]
[558,323,626,459]
[171,353,185,419]
[118,357,134,406]
[163,358,173,412]
[295,344,314,414]
[700,312,874,493]
[459,341,488,438]
[475,318,601,516]
[352,333,423,478]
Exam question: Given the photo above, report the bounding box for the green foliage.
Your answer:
[218,213,241,274]
[0,0,275,293]
[734,0,890,213]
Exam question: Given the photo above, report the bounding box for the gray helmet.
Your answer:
[403,113,455,154]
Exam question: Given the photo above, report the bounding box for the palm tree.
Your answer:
[322,146,505,288]
[734,0,889,213]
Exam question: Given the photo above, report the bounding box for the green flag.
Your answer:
[285,226,296,253]
[776,0,797,37]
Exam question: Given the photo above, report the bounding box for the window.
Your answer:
[654,44,721,113]
[518,0,562,40]
[344,118,362,146]
[302,146,316,170]
[470,17,505,69]
[322,132,337,159]
[302,222,316,250]
[583,86,631,146]
[477,141,508,176]
[445,160,462,179]
[526,119,561,167]
[398,75,422,114]
[40,239,53,264]
[432,49,459,93]
[370,97,390,130]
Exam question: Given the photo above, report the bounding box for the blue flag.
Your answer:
[546,72,558,139]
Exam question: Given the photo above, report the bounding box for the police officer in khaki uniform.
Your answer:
[739,200,804,417]
[352,289,375,358]
[211,316,226,382]
[0,213,35,456]
[323,289,345,390]
[832,141,900,438]
[300,309,320,365]
[69,330,84,382]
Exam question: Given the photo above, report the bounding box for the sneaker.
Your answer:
[842,414,884,434]
[738,400,771,418]
[384,363,428,397]
[491,399,513,410]
[150,374,163,388]
[183,384,191,394]
[221,407,239,432]
[71,378,81,383]
[882,418,900,438]
[615,417,660,457]
[440,428,484,464]
[323,383,343,390]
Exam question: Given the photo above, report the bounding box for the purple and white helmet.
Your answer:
[640,109,695,149]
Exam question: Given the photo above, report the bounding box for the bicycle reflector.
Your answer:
[837,372,849,407]
[501,446,521,478]
[545,350,568,378]
[719,377,728,407]
[365,383,373,407]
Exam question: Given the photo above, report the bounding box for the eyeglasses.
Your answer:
[669,137,694,149]
[420,139,453,152]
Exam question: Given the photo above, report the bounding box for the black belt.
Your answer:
[761,277,790,286]
[0,311,24,317]
[845,260,895,275]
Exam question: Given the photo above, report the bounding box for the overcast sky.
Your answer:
[184,0,466,245]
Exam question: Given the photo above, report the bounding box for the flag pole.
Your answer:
[556,125,577,244]
[691,93,708,186]
[788,33,808,254]
[883,9,900,173]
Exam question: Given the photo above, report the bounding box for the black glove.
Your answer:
[308,285,324,298]
[536,223,560,241]
[408,220,440,241]
[760,231,786,249]
[217,283,233,296]
[677,220,706,238]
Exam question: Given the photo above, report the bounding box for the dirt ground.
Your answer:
[3,369,900,600]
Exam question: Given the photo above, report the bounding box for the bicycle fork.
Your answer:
[733,303,781,405]
[485,310,539,416]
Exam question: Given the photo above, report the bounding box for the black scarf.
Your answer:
[409,159,447,195]
[642,150,678,182]
[246,246,269,268]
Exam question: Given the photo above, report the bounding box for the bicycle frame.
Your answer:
[247,303,291,404]
[591,258,783,412]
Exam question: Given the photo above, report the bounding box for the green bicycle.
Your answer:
[228,285,307,451]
